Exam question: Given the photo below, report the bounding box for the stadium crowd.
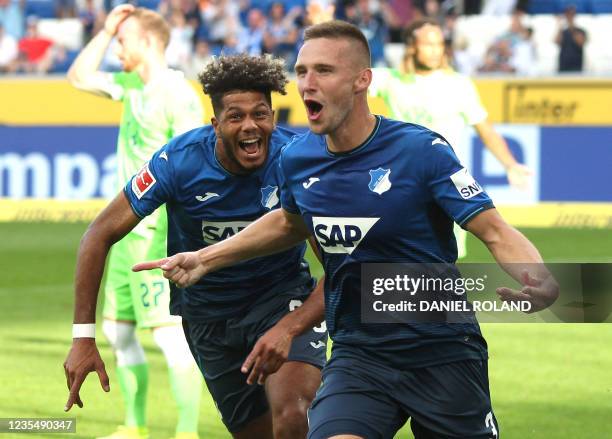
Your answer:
[0,0,609,76]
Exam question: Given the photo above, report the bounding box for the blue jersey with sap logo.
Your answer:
[279,116,494,368]
[124,125,312,322]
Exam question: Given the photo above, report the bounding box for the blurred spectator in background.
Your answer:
[345,0,389,66]
[199,0,240,48]
[498,8,525,47]
[452,34,479,75]
[478,8,525,73]
[159,0,200,33]
[79,0,104,43]
[236,7,265,55]
[183,36,210,77]
[14,16,56,73]
[383,0,414,42]
[0,22,17,71]
[263,1,299,66]
[55,0,76,18]
[220,31,239,54]
[481,0,517,15]
[0,0,24,40]
[414,0,445,24]
[463,0,483,14]
[511,25,536,75]
[166,9,194,70]
[556,4,586,72]
[479,37,514,73]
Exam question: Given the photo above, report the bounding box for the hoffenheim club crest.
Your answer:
[368,168,392,195]
[261,185,279,209]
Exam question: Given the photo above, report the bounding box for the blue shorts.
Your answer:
[183,282,327,433]
[307,347,499,439]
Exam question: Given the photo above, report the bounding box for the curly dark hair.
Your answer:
[198,54,288,115]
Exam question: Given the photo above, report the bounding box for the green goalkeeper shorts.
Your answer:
[103,231,181,328]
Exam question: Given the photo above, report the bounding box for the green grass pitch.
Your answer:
[0,222,611,438]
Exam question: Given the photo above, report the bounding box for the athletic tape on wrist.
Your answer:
[73,323,96,338]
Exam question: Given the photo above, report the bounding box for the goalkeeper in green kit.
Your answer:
[66,5,204,439]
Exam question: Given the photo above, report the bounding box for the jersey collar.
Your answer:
[324,115,382,158]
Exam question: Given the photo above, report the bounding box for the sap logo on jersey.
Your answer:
[450,168,483,199]
[312,217,379,254]
[202,220,252,244]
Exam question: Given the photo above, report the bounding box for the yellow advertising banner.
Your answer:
[0,79,390,126]
[0,77,611,125]
[499,79,612,125]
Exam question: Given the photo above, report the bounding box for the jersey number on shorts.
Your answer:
[289,299,327,333]
[140,281,165,307]
[485,411,498,438]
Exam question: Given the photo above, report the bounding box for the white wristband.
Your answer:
[73,323,96,338]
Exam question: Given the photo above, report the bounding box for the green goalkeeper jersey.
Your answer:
[370,68,487,163]
[102,69,204,237]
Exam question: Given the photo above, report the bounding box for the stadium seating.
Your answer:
[136,0,161,11]
[454,13,612,75]
[37,18,83,51]
[591,1,612,13]
[25,0,56,19]
[527,0,559,14]
[528,0,612,14]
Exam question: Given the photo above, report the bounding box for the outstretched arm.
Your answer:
[473,120,532,191]
[133,208,310,287]
[466,209,559,312]
[67,4,134,96]
[63,191,141,411]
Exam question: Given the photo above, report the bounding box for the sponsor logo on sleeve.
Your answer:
[450,168,483,199]
[132,163,156,199]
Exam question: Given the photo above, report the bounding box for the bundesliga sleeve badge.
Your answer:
[132,162,157,199]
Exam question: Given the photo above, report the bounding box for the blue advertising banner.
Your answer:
[1,125,611,203]
[0,126,117,199]
[540,127,612,202]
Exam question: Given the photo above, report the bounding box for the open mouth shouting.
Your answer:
[304,99,324,121]
[238,137,262,157]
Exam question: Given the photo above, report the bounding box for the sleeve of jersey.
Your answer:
[459,76,488,126]
[123,147,174,219]
[426,139,494,229]
[278,152,300,214]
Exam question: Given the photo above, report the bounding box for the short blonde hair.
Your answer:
[130,7,170,49]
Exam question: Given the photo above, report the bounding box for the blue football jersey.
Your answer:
[279,116,494,368]
[125,125,312,322]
